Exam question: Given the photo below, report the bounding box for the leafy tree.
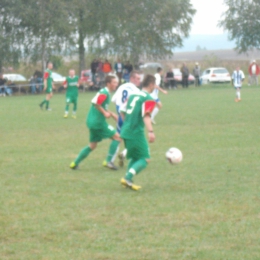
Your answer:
[0,0,23,71]
[219,0,260,52]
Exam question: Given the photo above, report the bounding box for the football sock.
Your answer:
[236,91,241,99]
[73,102,77,112]
[125,158,148,181]
[127,159,135,171]
[75,146,92,165]
[40,99,46,106]
[151,107,159,120]
[65,104,69,112]
[46,100,49,109]
[122,149,127,157]
[106,140,120,162]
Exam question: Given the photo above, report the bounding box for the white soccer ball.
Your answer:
[165,147,183,164]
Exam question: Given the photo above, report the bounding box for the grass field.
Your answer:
[1,84,260,260]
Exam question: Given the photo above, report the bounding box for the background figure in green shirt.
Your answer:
[120,74,157,191]
[63,69,79,119]
[70,75,121,170]
[39,62,55,111]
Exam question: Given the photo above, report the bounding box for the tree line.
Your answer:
[0,0,196,73]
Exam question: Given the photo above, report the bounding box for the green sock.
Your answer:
[106,140,120,162]
[73,102,77,112]
[127,159,135,171]
[125,158,147,181]
[40,99,46,106]
[46,100,49,109]
[75,146,92,165]
[65,104,69,112]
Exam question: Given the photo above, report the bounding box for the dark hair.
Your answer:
[157,67,162,73]
[105,75,116,84]
[130,70,140,79]
[142,74,155,87]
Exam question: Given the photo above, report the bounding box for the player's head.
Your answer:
[47,62,53,69]
[105,75,118,91]
[130,70,141,87]
[157,67,163,75]
[69,69,75,77]
[142,74,156,93]
[236,66,240,71]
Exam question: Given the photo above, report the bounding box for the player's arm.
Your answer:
[108,111,118,121]
[94,104,111,118]
[93,93,110,118]
[63,80,68,89]
[142,100,156,143]
[43,72,48,91]
[155,84,167,94]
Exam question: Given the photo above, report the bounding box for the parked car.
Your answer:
[171,68,195,85]
[200,67,231,84]
[52,72,66,83]
[3,74,28,93]
[139,62,162,70]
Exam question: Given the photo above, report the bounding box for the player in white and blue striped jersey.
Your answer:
[232,66,245,102]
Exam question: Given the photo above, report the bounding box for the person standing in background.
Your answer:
[102,59,112,76]
[165,67,175,89]
[114,59,124,85]
[193,62,201,86]
[39,62,55,111]
[181,63,189,88]
[248,60,260,86]
[232,66,245,102]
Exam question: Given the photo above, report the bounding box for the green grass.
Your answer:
[1,85,260,260]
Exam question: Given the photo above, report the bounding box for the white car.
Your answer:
[139,62,162,69]
[3,74,27,82]
[52,72,66,83]
[201,67,231,84]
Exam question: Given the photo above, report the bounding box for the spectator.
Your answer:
[30,75,38,94]
[90,59,99,84]
[248,60,260,86]
[114,59,124,85]
[102,59,112,75]
[0,74,8,96]
[123,61,133,82]
[33,70,43,92]
[165,67,176,89]
[181,63,189,88]
[96,58,104,84]
[193,62,201,86]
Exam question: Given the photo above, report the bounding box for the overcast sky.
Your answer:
[190,0,227,35]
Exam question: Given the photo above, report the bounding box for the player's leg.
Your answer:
[103,131,121,170]
[151,100,162,124]
[72,98,77,118]
[121,136,150,190]
[64,97,70,118]
[70,128,101,169]
[46,92,53,111]
[70,142,98,169]
[235,87,241,102]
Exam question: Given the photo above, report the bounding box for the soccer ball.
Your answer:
[165,147,183,164]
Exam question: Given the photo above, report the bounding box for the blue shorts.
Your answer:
[155,98,160,103]
[116,105,124,133]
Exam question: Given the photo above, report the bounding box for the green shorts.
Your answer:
[46,88,52,94]
[124,134,150,160]
[89,125,116,143]
[66,95,78,104]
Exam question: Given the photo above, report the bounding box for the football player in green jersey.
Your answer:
[70,75,121,170]
[120,74,157,190]
[63,69,80,119]
[39,62,55,111]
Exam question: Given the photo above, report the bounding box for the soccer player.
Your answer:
[103,71,141,169]
[120,74,157,191]
[70,75,120,170]
[151,67,167,124]
[63,69,79,119]
[39,62,55,111]
[232,66,245,102]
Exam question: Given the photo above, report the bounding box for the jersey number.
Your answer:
[121,90,128,103]
[126,97,140,114]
